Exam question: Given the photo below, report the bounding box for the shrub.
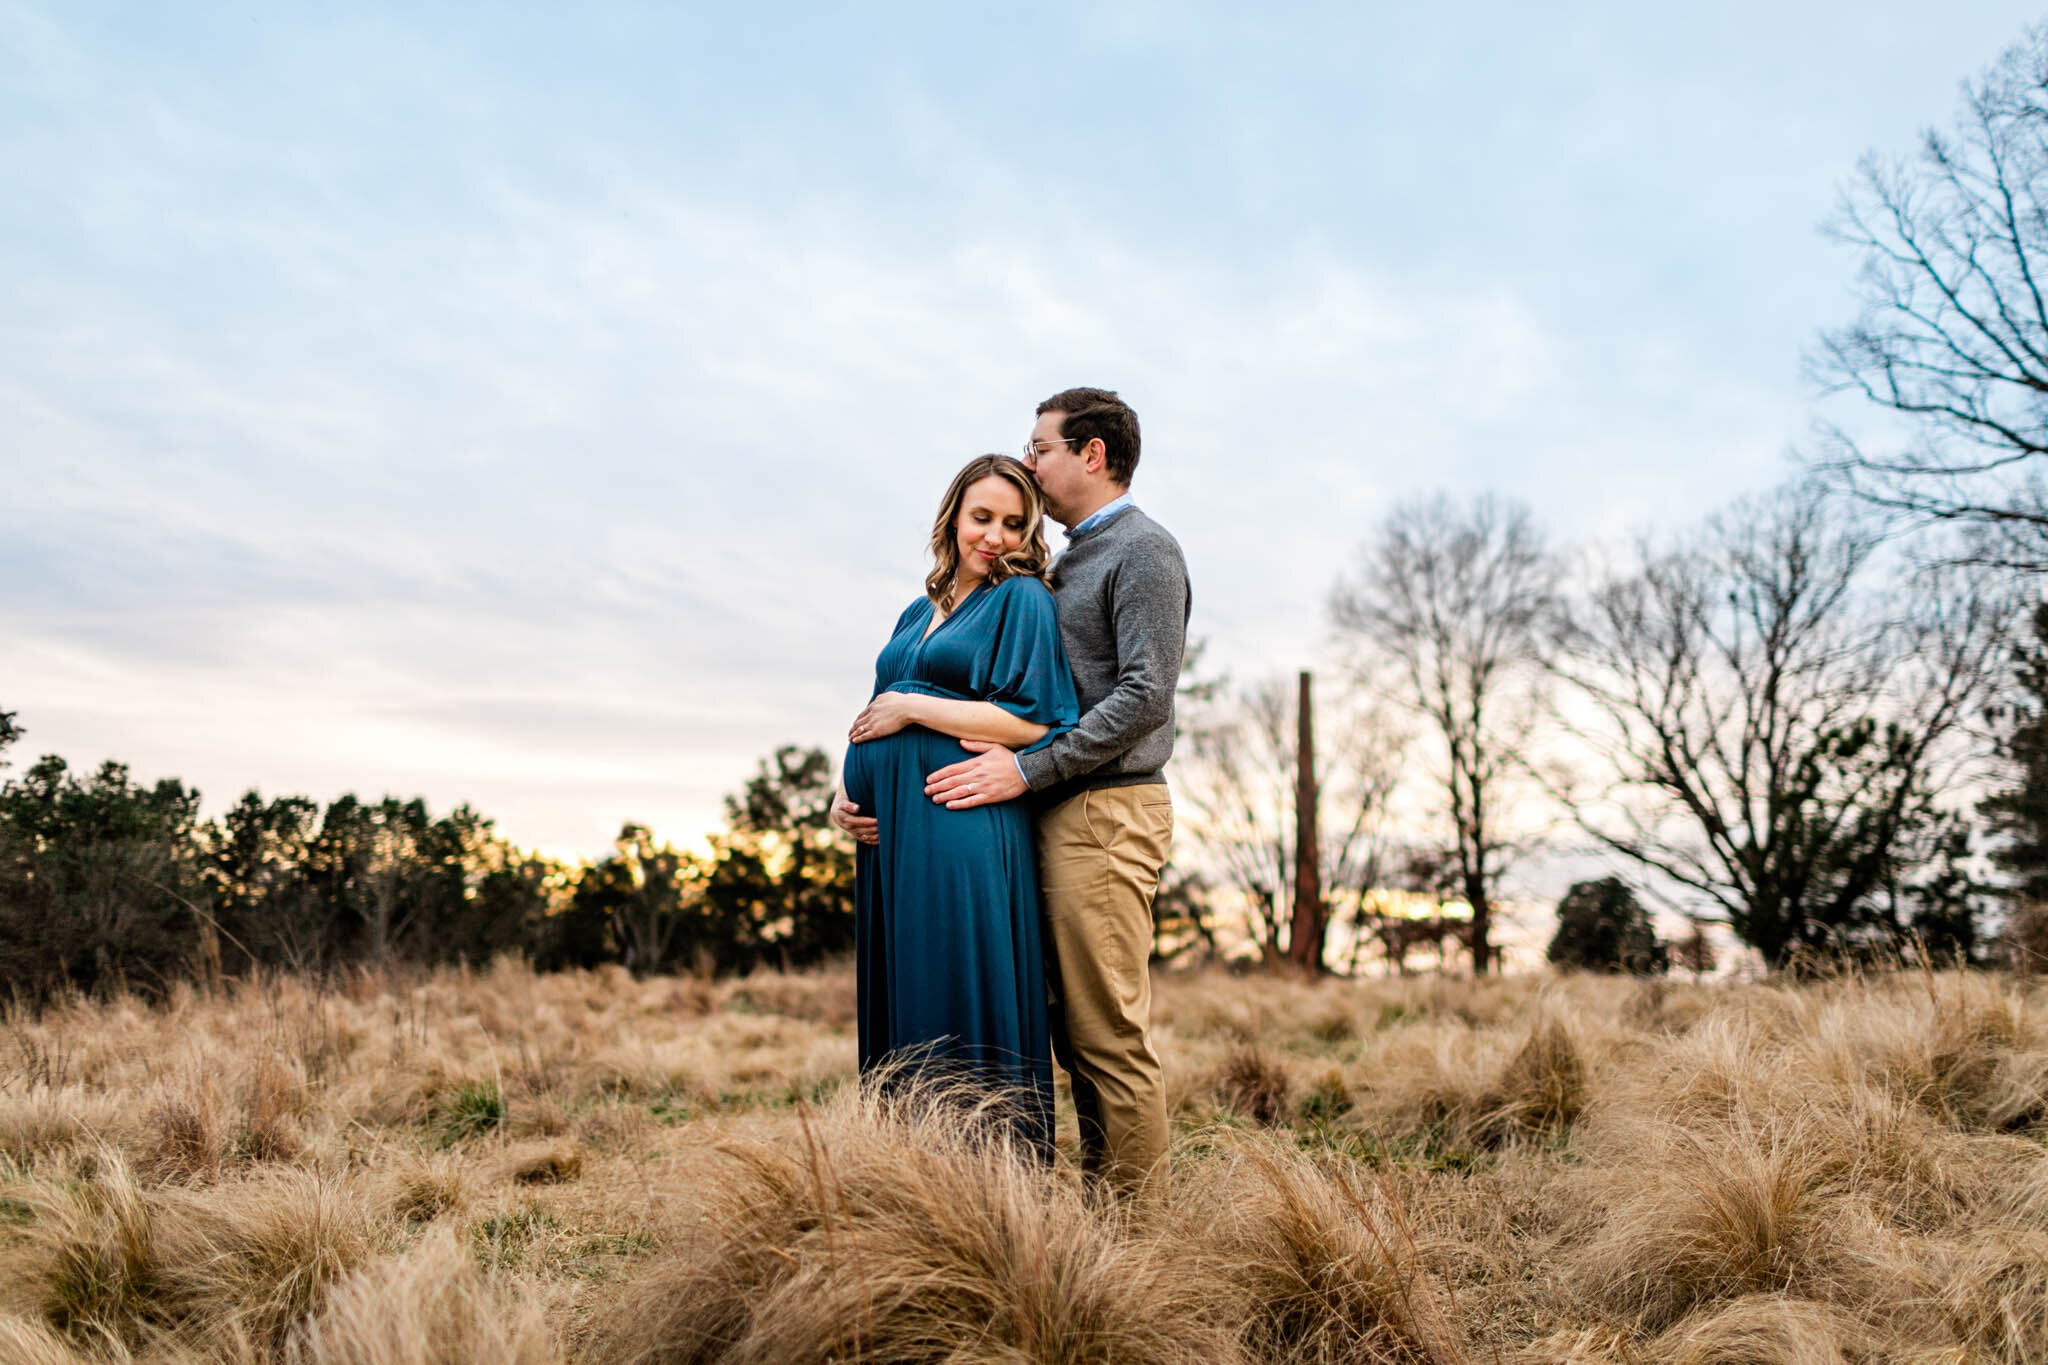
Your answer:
[1549,879,1668,975]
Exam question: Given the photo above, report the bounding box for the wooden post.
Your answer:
[1290,669,1325,975]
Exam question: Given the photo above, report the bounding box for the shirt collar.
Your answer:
[1065,492,1134,539]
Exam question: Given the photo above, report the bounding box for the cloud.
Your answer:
[1,2,1872,853]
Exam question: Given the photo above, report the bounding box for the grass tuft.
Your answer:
[503,1140,584,1186]
[1213,1045,1292,1126]
[290,1226,560,1365]
[0,1313,92,1365]
[1477,1012,1587,1144]
[434,1080,506,1146]
[594,1081,1234,1365]
[1174,1137,1466,1365]
[1647,1293,1877,1364]
[1937,1228,2048,1364]
[145,1083,223,1182]
[32,1154,162,1342]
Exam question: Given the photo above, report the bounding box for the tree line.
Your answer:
[0,719,853,1004]
[1167,25,2048,977]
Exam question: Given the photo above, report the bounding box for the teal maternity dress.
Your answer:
[841,575,1078,1156]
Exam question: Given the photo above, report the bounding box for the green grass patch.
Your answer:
[435,1079,506,1145]
[647,1095,692,1125]
[471,1202,558,1270]
[1299,1119,1488,1174]
[563,1230,660,1280]
[1297,1073,1353,1124]
[706,1077,841,1112]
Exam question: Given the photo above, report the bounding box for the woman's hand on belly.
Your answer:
[849,691,925,744]
[829,784,879,845]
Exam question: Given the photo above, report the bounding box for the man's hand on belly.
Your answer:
[925,740,1027,810]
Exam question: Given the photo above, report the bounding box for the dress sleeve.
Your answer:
[873,597,930,697]
[982,579,1079,754]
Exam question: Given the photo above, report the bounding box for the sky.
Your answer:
[5,2,2045,861]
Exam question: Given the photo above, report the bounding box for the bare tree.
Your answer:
[1176,674,1404,971]
[1547,481,2016,968]
[1812,24,2048,567]
[1329,494,1557,974]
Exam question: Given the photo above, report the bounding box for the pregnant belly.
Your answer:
[842,728,968,815]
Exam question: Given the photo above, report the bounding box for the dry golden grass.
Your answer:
[0,959,2043,1362]
[598,1083,1234,1365]
[291,1226,560,1365]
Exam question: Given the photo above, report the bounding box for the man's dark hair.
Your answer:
[1037,387,1141,485]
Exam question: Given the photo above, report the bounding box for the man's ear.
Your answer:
[1083,438,1107,475]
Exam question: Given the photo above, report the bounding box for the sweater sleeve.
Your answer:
[1018,536,1188,789]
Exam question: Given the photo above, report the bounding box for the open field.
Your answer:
[2,960,2046,1363]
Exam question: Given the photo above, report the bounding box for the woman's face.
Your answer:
[954,474,1028,584]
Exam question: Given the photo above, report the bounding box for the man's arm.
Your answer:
[927,539,1187,809]
[1018,548,1186,790]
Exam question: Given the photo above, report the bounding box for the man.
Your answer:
[924,386,1190,1196]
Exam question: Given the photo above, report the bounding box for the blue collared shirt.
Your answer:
[1066,492,1133,539]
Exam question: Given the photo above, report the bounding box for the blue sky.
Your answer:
[4,2,2043,855]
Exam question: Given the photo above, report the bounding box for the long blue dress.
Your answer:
[841,575,1078,1155]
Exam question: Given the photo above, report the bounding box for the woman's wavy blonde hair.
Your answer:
[925,455,1052,614]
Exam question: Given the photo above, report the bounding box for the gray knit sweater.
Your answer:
[1018,506,1191,806]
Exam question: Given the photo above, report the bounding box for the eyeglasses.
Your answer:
[1023,437,1081,460]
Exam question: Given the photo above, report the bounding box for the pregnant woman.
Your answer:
[832,454,1077,1156]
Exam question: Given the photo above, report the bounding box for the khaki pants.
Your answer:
[1038,784,1173,1195]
